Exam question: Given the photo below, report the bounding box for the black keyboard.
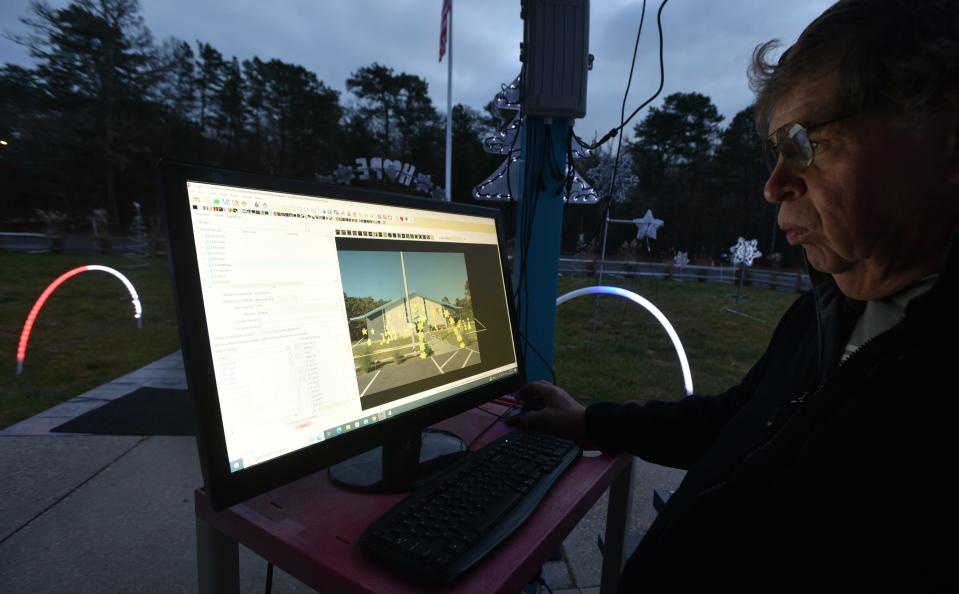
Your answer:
[361,430,581,583]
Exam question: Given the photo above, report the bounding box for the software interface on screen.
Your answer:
[186,181,519,473]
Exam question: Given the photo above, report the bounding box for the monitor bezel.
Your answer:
[160,160,526,511]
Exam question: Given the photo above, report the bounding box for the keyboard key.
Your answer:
[361,431,580,583]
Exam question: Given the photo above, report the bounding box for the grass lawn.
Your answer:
[553,274,799,406]
[0,252,181,429]
[0,250,800,430]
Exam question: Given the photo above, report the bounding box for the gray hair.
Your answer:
[749,0,959,136]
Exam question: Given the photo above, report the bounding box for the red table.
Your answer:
[195,400,635,594]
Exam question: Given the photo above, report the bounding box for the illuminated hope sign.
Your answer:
[318,157,444,199]
[16,265,142,376]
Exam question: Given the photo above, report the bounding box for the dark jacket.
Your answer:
[584,239,959,592]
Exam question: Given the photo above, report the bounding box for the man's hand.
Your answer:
[508,380,587,442]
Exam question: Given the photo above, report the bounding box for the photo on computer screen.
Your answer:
[338,250,484,400]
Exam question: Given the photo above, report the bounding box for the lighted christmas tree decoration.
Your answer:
[472,150,523,201]
[483,113,522,155]
[494,74,522,110]
[16,265,143,375]
[474,71,597,204]
[570,134,593,159]
[128,201,148,258]
[565,170,599,204]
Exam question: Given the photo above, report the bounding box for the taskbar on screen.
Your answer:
[321,366,518,441]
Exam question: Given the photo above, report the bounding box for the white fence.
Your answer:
[554,258,812,294]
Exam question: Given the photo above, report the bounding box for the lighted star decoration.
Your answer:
[673,251,689,268]
[633,209,664,240]
[729,237,762,266]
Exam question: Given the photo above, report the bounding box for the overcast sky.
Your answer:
[1,0,835,142]
[339,251,468,302]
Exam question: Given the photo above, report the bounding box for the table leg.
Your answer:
[196,515,239,594]
[599,456,634,594]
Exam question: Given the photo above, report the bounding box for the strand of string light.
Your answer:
[586,0,669,151]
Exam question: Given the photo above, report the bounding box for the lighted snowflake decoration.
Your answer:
[333,164,354,185]
[413,172,434,194]
[729,237,762,266]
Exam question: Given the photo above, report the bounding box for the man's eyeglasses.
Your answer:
[762,114,852,173]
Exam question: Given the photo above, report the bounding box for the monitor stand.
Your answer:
[328,428,468,493]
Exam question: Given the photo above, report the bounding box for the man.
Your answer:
[514,1,958,590]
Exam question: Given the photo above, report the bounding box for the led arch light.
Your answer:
[556,286,694,396]
[16,265,143,376]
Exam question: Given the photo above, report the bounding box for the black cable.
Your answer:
[516,126,547,371]
[511,114,533,303]
[522,131,548,370]
[469,403,518,447]
[604,0,648,239]
[583,0,648,261]
[265,561,274,594]
[563,0,665,257]
[803,254,824,384]
[477,404,520,419]
[516,327,558,385]
[586,0,670,151]
[501,101,567,389]
[477,405,506,417]
[503,123,561,390]
[515,127,534,303]
[536,574,555,594]
[544,126,565,183]
[503,116,521,276]
[565,128,581,201]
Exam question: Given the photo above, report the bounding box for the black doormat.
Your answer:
[50,387,197,436]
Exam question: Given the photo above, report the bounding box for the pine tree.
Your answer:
[12,0,160,223]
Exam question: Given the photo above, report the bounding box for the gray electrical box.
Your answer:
[522,0,590,118]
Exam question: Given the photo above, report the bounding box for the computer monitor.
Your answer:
[160,161,525,510]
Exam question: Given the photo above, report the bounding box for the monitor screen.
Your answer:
[162,162,524,508]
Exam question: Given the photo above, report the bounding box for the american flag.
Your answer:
[439,0,452,62]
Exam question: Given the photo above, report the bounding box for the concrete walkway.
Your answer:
[0,352,686,594]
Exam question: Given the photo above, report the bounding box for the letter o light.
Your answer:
[16,265,143,376]
[556,285,694,396]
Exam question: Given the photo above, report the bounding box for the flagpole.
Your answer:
[444,1,453,202]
